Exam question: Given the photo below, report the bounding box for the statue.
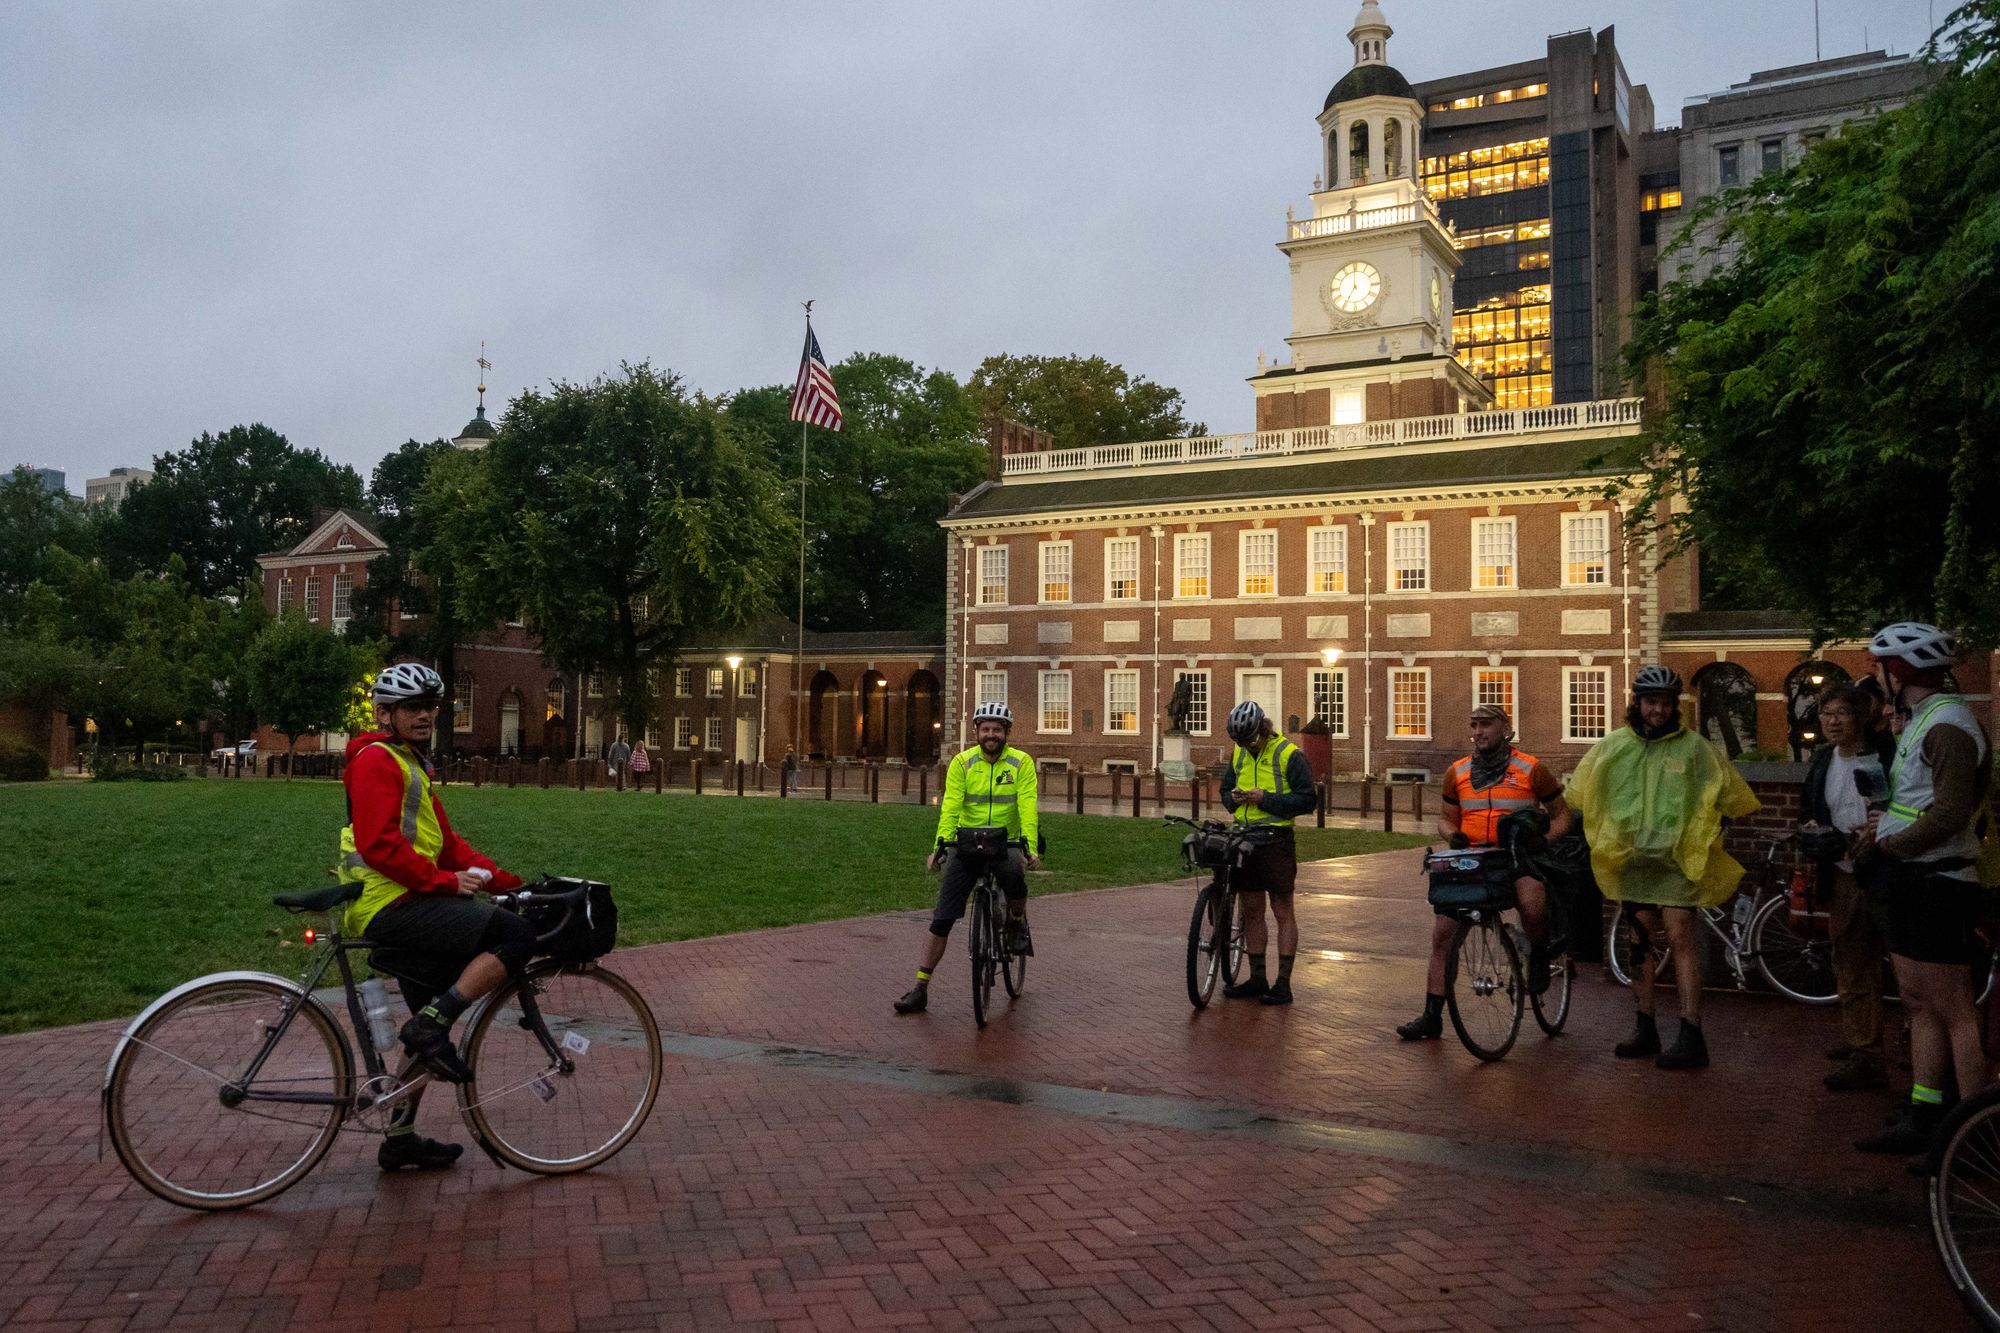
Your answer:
[1165,678,1194,735]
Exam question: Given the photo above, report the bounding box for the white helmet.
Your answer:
[1868,621,1955,671]
[971,700,1012,729]
[372,662,444,704]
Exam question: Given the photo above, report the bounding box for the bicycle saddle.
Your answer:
[271,883,363,913]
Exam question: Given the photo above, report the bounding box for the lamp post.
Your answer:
[725,654,742,769]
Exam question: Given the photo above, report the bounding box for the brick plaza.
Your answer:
[1,851,1957,1332]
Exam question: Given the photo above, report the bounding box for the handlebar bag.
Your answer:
[525,881,619,964]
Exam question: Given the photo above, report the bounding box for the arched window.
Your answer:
[1384,118,1403,178]
[1693,662,1759,758]
[1349,121,1371,183]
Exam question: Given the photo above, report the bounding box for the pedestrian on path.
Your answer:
[628,741,650,787]
[607,734,631,783]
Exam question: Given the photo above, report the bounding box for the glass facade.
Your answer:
[1549,131,1595,403]
[1421,137,1550,203]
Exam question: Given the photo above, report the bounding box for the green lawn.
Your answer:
[0,780,1424,1032]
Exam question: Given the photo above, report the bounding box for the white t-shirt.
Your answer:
[1822,747,1882,872]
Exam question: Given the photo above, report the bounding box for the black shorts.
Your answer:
[364,893,497,1008]
[933,848,1027,929]
[1873,863,1984,966]
[1235,831,1298,897]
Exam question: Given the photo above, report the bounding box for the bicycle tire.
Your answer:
[459,962,662,1174]
[1605,904,1674,989]
[969,890,997,1029]
[1746,894,1839,1005]
[1187,886,1226,1010]
[105,974,351,1211]
[1930,1085,2000,1332]
[1532,953,1573,1036]
[1222,884,1246,986]
[1000,895,1027,999]
[1446,915,1522,1061]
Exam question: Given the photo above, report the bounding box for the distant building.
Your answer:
[17,466,64,495]
[84,466,153,507]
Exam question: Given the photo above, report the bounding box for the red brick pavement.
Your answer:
[0,850,1965,1331]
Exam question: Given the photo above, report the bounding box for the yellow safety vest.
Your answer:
[1230,738,1299,828]
[936,745,1039,847]
[338,741,444,935]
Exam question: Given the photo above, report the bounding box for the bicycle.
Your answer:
[1930,1083,2000,1331]
[1166,816,1276,1010]
[945,826,1028,1029]
[103,877,662,1211]
[1603,835,1838,1004]
[1422,834,1575,1061]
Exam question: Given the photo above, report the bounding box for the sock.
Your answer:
[1423,992,1445,1018]
[1008,908,1026,922]
[1913,1084,1946,1106]
[421,984,473,1027]
[1277,954,1296,983]
[916,968,932,987]
[1249,955,1268,984]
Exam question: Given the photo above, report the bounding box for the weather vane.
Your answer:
[476,341,491,412]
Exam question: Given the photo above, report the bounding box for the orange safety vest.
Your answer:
[1446,747,1542,846]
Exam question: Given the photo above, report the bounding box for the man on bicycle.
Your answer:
[1397,703,1571,1040]
[1217,701,1318,1006]
[1568,665,1759,1071]
[1853,622,1991,1156]
[338,662,531,1170]
[894,700,1041,1014]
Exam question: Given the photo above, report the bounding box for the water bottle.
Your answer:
[359,977,398,1053]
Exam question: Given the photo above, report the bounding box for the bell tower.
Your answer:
[1251,2,1489,430]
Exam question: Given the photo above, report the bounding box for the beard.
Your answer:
[980,734,1006,755]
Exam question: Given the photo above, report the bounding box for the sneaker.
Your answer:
[1527,945,1551,997]
[1823,1054,1888,1092]
[893,985,929,1014]
[1223,976,1269,1000]
[1825,1042,1856,1062]
[378,1133,464,1172]
[1258,979,1294,1006]
[1857,1107,1938,1155]
[399,1012,473,1084]
[1655,1021,1709,1071]
[1396,1009,1443,1041]
[1005,918,1034,958]
[1614,1014,1661,1059]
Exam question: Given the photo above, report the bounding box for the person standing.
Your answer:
[1217,701,1318,1006]
[783,746,800,795]
[606,733,632,784]
[627,739,650,788]
[1568,665,1760,1070]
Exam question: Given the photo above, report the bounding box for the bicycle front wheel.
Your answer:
[969,893,997,1029]
[105,976,351,1210]
[1931,1086,2000,1331]
[1532,952,1573,1036]
[1186,885,1228,1010]
[1000,898,1027,999]
[1747,895,1838,1004]
[460,963,662,1174]
[1446,915,1522,1061]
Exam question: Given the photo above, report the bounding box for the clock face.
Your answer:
[1329,262,1383,314]
[1430,271,1443,317]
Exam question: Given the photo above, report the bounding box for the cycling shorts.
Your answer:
[1234,829,1298,897]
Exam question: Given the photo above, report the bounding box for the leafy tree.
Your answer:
[969,353,1204,451]
[462,364,791,743]
[102,424,364,596]
[1623,0,2000,646]
[246,612,362,771]
[0,633,98,757]
[729,352,987,633]
[0,467,97,627]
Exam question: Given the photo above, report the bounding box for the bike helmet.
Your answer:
[1226,700,1267,745]
[1631,664,1682,698]
[970,700,1013,729]
[1868,621,1955,671]
[372,662,444,705]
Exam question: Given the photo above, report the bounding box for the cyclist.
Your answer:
[1217,701,1318,1006]
[338,662,530,1171]
[1567,665,1759,1071]
[1397,703,1572,1040]
[1853,622,1991,1156]
[894,700,1041,1014]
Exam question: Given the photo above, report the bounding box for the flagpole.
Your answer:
[794,304,813,761]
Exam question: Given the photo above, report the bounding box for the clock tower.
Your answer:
[1251,1,1490,430]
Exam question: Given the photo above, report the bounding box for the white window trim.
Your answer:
[1469,515,1518,592]
[1387,666,1432,741]
[454,679,475,733]
[1175,668,1212,737]
[1237,529,1279,598]
[1174,533,1211,601]
[1038,669,1073,735]
[1472,665,1520,732]
[977,546,1009,607]
[974,670,1008,712]
[1038,539,1073,605]
[1561,665,1613,744]
[739,667,758,698]
[1104,536,1140,602]
[705,716,726,751]
[674,667,693,698]
[1308,525,1349,596]
[1233,668,1283,733]
[706,668,725,698]
[1561,512,1612,588]
[1308,667,1350,739]
[674,717,694,749]
[1103,668,1140,735]
[1386,520,1430,594]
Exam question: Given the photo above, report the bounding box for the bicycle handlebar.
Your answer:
[492,878,595,948]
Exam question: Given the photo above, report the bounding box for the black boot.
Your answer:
[1655,1019,1709,1071]
[1857,1100,1943,1155]
[1614,1011,1660,1059]
[1396,994,1445,1040]
[378,1133,464,1172]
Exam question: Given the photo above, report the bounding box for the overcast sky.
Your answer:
[3,1,1942,491]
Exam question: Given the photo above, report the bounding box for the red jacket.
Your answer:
[342,732,522,898]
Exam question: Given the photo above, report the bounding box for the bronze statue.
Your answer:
[1166,677,1194,735]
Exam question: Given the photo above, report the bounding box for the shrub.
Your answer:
[90,755,188,782]
[0,737,50,782]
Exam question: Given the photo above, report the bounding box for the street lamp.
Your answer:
[1321,647,1343,666]
[725,655,742,768]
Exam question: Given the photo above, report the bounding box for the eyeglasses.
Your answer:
[1819,709,1855,721]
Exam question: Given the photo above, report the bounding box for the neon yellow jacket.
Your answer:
[936,745,1039,848]
[1567,724,1760,908]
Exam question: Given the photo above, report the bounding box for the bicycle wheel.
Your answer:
[459,963,662,1174]
[1532,950,1573,1036]
[1747,895,1839,1004]
[969,892,997,1029]
[1930,1086,2000,1331]
[1000,896,1027,999]
[1605,904,1673,989]
[1446,915,1522,1061]
[1224,890,1246,986]
[1186,886,1227,1010]
[105,976,351,1210]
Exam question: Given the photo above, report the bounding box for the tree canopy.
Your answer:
[969,353,1204,451]
[1624,0,2000,646]
[247,612,365,761]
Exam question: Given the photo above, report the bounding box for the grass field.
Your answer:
[0,780,1425,1032]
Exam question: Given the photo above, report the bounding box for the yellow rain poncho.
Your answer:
[1567,724,1761,908]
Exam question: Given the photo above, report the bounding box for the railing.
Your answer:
[1286,200,1421,241]
[996,398,1644,478]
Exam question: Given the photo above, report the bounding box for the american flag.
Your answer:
[788,324,843,431]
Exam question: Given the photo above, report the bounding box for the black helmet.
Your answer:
[1632,665,1682,698]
